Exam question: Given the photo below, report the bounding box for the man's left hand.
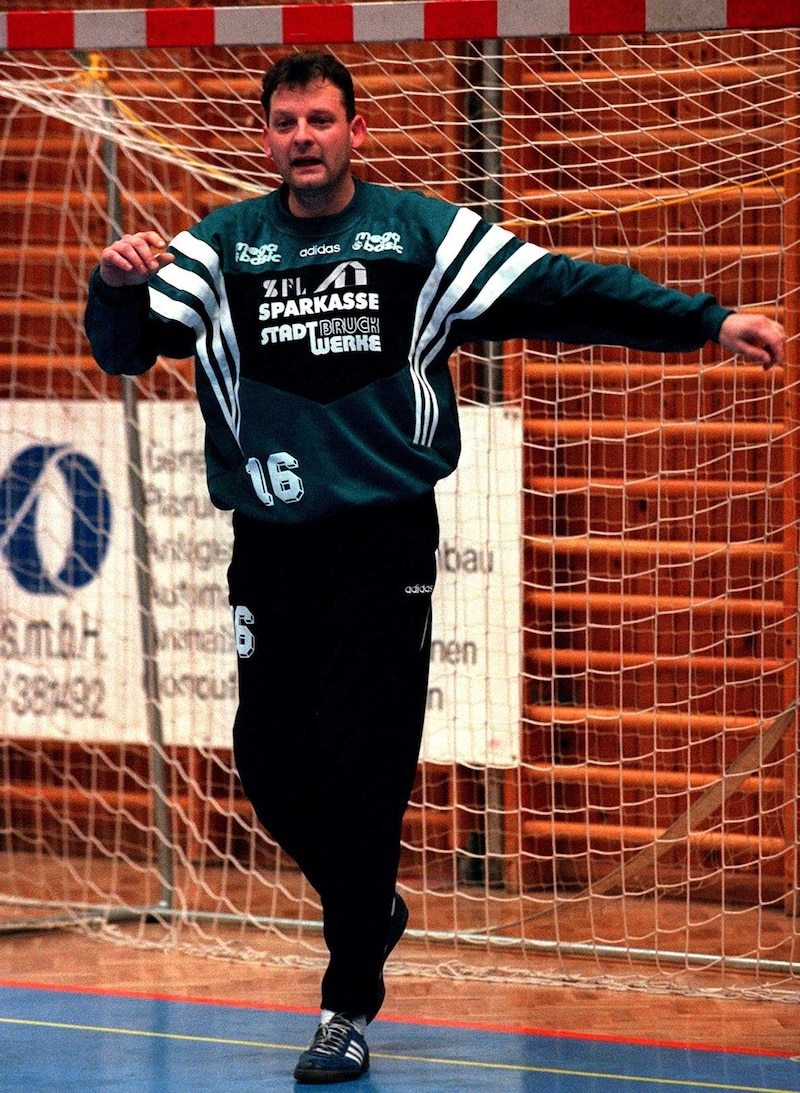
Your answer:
[718,313,786,369]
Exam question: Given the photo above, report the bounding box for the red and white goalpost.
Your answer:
[1,0,798,48]
[0,3,798,1000]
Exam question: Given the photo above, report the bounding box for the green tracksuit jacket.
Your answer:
[85,179,731,524]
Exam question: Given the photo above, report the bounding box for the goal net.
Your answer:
[1,7,799,1000]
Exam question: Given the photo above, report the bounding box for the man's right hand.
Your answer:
[99,231,174,287]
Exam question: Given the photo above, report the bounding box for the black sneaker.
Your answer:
[366,891,409,1024]
[294,1014,369,1084]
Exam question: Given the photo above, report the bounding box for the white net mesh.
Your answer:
[0,27,799,1000]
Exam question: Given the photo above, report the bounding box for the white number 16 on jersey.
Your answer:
[245,452,304,507]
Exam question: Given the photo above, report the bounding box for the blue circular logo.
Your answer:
[0,444,112,594]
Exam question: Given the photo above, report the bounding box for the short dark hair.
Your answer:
[261,51,356,121]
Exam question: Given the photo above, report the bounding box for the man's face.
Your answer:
[264,78,366,217]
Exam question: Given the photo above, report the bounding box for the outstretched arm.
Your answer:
[717,312,785,369]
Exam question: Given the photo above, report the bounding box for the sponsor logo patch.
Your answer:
[236,242,281,266]
[353,230,403,254]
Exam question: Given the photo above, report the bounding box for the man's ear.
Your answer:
[350,114,367,151]
[262,125,273,159]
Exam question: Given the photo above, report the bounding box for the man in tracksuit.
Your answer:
[85,50,785,1085]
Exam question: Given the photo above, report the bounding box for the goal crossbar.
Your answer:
[1,1,798,52]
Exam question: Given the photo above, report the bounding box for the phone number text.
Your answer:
[1,671,106,719]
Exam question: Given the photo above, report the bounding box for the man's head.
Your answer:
[261,51,366,218]
[261,51,356,123]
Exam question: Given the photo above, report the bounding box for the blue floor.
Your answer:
[0,983,796,1092]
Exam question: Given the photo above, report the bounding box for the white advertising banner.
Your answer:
[0,401,144,743]
[421,406,522,767]
[0,402,520,765]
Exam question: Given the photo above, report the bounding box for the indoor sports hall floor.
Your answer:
[1,931,798,1092]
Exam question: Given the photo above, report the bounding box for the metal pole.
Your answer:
[99,78,174,911]
[476,41,508,888]
[477,40,505,405]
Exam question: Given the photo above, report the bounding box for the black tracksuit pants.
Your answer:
[228,491,438,1019]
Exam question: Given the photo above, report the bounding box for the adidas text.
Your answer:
[299,243,341,257]
[405,583,434,594]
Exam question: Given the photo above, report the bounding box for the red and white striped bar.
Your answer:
[0,0,796,50]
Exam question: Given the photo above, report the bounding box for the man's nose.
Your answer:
[293,120,312,144]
